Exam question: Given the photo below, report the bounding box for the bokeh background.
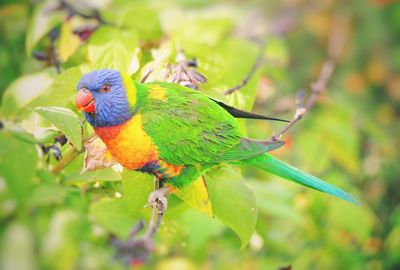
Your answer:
[0,0,399,269]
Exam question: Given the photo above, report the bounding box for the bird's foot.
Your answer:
[147,187,170,212]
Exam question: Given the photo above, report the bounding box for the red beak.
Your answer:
[76,88,95,113]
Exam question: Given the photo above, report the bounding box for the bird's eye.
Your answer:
[100,83,111,92]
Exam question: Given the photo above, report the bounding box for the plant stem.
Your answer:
[224,42,266,95]
[144,178,165,240]
[51,147,82,174]
[51,133,96,174]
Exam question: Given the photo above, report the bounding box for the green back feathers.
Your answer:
[134,81,285,165]
[138,82,243,165]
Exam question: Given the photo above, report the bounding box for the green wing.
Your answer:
[138,82,282,165]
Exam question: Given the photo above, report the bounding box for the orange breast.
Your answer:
[94,114,159,170]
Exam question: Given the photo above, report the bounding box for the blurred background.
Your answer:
[0,0,399,269]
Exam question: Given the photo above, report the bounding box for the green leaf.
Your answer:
[27,66,82,109]
[162,9,234,50]
[163,195,189,219]
[116,4,162,40]
[121,170,187,219]
[121,170,153,215]
[6,124,58,145]
[175,177,213,216]
[59,20,81,62]
[89,197,137,238]
[32,128,59,144]
[25,0,62,55]
[6,124,39,144]
[204,166,257,248]
[0,132,37,205]
[180,209,223,251]
[88,41,140,75]
[35,106,83,150]
[1,71,54,118]
[88,26,139,51]
[64,168,121,183]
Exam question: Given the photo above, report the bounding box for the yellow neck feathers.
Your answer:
[121,73,137,107]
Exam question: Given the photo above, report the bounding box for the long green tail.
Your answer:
[245,154,359,204]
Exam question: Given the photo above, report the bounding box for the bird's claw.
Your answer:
[146,187,170,212]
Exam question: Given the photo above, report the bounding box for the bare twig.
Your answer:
[140,68,154,83]
[305,60,335,110]
[268,91,306,142]
[51,132,96,174]
[267,13,348,142]
[143,178,164,239]
[111,178,165,265]
[224,42,266,95]
[51,147,83,174]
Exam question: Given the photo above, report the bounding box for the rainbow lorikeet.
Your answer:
[76,69,357,207]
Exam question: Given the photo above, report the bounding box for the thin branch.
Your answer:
[224,42,266,95]
[306,60,335,110]
[144,207,163,240]
[268,91,306,142]
[51,147,82,174]
[111,178,166,265]
[51,132,96,174]
[267,13,348,142]
[143,178,164,240]
[140,68,153,83]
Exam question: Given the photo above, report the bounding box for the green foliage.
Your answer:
[121,170,154,217]
[0,0,399,269]
[0,132,37,206]
[35,106,83,150]
[25,0,62,55]
[90,198,137,238]
[205,166,257,248]
[1,71,54,118]
[88,41,141,75]
[1,223,36,270]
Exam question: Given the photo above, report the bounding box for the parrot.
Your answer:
[76,69,358,208]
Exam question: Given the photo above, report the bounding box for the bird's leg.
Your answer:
[147,182,170,212]
[146,178,170,212]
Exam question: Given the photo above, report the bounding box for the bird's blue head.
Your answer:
[76,69,135,128]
